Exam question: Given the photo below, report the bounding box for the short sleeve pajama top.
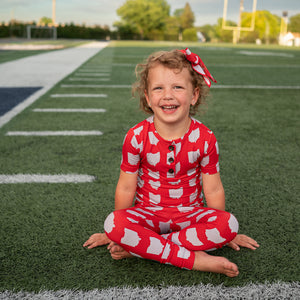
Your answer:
[120,116,220,208]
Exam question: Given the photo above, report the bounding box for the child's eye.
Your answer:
[174,86,183,89]
[153,87,162,90]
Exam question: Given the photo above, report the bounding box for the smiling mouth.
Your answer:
[161,105,179,111]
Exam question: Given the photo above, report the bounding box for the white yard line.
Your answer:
[76,70,111,72]
[60,84,300,89]
[1,282,299,299]
[6,131,103,136]
[73,72,110,77]
[61,84,132,88]
[0,174,96,184]
[33,108,106,113]
[213,85,300,89]
[68,78,110,81]
[210,64,300,68]
[111,63,300,68]
[50,94,107,98]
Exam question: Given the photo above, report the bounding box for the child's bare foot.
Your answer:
[193,251,239,277]
[109,243,133,260]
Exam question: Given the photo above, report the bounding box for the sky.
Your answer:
[1,0,299,28]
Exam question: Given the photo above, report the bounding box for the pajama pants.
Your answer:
[104,205,239,270]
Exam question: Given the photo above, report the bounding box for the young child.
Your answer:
[83,48,259,277]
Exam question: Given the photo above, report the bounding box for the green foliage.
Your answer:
[116,0,170,39]
[39,16,53,26]
[215,18,235,43]
[164,16,180,41]
[197,24,217,42]
[240,11,280,44]
[57,23,110,39]
[288,13,300,33]
[174,2,195,32]
[181,3,195,29]
[182,27,197,41]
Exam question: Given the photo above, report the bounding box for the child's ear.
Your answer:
[144,89,151,107]
[191,87,200,106]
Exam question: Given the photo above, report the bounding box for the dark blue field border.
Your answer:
[0,87,42,117]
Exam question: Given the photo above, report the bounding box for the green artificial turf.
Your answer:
[0,42,299,292]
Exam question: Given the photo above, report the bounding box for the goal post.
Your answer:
[26,25,57,40]
[222,0,257,43]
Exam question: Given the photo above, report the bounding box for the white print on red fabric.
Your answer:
[137,178,144,188]
[175,142,182,156]
[128,152,139,166]
[228,214,239,233]
[121,228,141,247]
[149,180,161,190]
[131,136,143,152]
[161,242,171,260]
[177,207,195,213]
[148,131,159,145]
[186,227,204,246]
[146,237,164,255]
[177,221,191,230]
[134,126,143,136]
[149,192,161,204]
[205,228,226,244]
[120,117,219,208]
[136,207,155,216]
[169,187,183,199]
[208,216,217,222]
[188,150,200,164]
[104,212,115,233]
[196,210,215,222]
[188,128,200,143]
[148,169,160,179]
[189,188,198,203]
[127,209,146,219]
[177,246,191,259]
[147,152,160,166]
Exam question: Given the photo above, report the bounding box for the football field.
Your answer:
[0,41,299,298]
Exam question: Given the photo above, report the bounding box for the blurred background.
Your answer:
[0,0,299,46]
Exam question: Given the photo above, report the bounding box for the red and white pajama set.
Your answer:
[104,116,238,270]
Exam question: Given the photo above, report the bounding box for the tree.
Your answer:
[116,0,170,39]
[182,28,197,41]
[240,11,280,44]
[215,18,235,43]
[173,3,195,41]
[289,14,300,33]
[39,17,53,26]
[174,3,195,31]
[181,3,195,29]
[197,24,217,42]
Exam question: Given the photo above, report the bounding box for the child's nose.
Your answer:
[163,87,173,99]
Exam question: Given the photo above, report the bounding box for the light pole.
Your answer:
[52,0,56,26]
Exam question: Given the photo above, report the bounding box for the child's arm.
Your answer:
[202,172,259,251]
[83,170,137,249]
[115,170,138,210]
[202,173,225,210]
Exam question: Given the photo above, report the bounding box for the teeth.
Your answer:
[163,106,177,109]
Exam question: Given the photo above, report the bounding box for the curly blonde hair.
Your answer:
[132,49,210,116]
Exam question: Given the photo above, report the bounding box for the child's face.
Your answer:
[144,64,199,128]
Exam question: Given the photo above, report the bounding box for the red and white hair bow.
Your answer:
[180,48,217,87]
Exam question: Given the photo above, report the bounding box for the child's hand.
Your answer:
[83,233,111,249]
[227,234,259,251]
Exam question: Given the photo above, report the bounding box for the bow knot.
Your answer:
[180,48,217,87]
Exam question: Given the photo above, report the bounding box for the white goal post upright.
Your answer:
[222,0,257,44]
